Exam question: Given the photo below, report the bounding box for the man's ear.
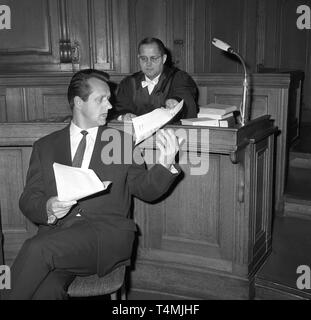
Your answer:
[162,54,167,64]
[74,96,83,109]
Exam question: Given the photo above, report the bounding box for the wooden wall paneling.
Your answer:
[170,0,186,70]
[243,0,258,73]
[209,0,244,73]
[41,87,71,119]
[258,0,308,70]
[303,33,311,122]
[249,139,271,272]
[24,88,45,121]
[279,0,308,70]
[6,88,27,122]
[0,0,72,72]
[167,0,195,72]
[129,0,169,72]
[84,0,130,73]
[160,155,223,258]
[259,0,282,68]
[0,147,36,265]
[66,0,91,70]
[256,0,266,67]
[257,0,311,122]
[232,135,274,277]
[134,150,235,264]
[184,0,195,73]
[193,0,257,73]
[0,74,73,122]
[25,87,70,121]
[193,0,210,73]
[87,0,114,71]
[112,0,131,74]
[0,88,8,122]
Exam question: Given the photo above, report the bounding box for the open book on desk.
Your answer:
[132,100,184,145]
[53,163,111,202]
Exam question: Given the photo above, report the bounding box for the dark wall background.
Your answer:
[0,0,310,122]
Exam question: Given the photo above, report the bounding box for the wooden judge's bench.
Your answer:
[0,116,277,299]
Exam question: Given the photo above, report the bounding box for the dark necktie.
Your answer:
[72,130,88,167]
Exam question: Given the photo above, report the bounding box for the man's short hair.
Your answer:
[138,37,166,56]
[67,69,109,110]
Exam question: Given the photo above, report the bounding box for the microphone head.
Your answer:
[212,38,233,53]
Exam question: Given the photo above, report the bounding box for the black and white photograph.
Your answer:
[0,0,311,308]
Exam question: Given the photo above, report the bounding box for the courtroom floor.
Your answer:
[255,215,311,298]
[291,122,311,154]
[255,122,311,299]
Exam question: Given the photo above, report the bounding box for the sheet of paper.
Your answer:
[132,100,184,145]
[53,163,111,202]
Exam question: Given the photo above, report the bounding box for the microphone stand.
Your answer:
[212,39,250,126]
[231,50,249,126]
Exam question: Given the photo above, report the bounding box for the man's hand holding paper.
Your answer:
[132,99,184,145]
[46,196,77,220]
[53,163,111,202]
[156,129,179,169]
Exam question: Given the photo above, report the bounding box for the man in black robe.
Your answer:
[114,37,198,121]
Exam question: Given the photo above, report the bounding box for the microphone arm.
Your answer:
[212,38,249,126]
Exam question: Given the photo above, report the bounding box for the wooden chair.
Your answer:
[67,265,127,300]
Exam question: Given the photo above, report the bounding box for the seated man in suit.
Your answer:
[114,37,198,121]
[3,69,180,300]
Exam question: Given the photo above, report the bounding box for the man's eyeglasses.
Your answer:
[138,55,162,64]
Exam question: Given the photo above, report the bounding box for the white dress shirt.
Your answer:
[70,122,98,169]
[141,74,161,95]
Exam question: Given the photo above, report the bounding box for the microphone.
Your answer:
[212,38,250,126]
[212,38,234,53]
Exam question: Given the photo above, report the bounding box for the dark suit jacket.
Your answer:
[19,125,179,276]
[114,66,198,119]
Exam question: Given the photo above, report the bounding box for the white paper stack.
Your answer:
[53,162,111,201]
[132,100,184,145]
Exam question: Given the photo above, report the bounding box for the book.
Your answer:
[181,116,236,127]
[198,112,234,120]
[198,103,238,119]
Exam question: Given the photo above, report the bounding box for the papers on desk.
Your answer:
[53,163,111,202]
[132,100,184,145]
